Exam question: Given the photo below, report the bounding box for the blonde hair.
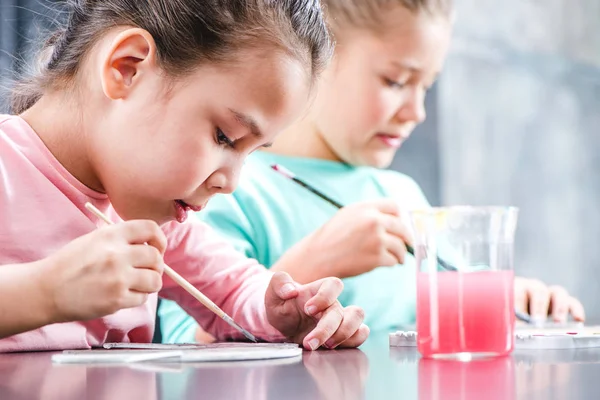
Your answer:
[323,0,453,33]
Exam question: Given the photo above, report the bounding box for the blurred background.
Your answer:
[1,0,599,320]
[393,0,600,321]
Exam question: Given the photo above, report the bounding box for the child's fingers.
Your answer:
[383,234,407,265]
[527,280,551,319]
[369,199,400,216]
[120,220,168,254]
[128,268,163,294]
[337,324,370,349]
[121,292,149,309]
[513,280,528,315]
[548,286,570,322]
[265,272,299,307]
[379,251,401,267]
[128,245,164,273]
[382,215,411,241]
[569,297,586,322]
[303,304,344,351]
[548,285,585,322]
[303,277,344,316]
[323,306,365,349]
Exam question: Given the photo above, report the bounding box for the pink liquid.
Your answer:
[417,270,514,357]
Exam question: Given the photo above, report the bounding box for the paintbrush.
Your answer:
[270,164,451,268]
[84,202,257,342]
[270,164,533,324]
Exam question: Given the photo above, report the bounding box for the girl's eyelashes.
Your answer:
[216,127,235,148]
[383,75,436,93]
[383,77,407,90]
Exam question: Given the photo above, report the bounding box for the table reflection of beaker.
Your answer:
[418,355,515,400]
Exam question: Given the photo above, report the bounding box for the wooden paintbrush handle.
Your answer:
[85,202,227,319]
[161,264,227,319]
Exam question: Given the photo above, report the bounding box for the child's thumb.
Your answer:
[265,271,299,305]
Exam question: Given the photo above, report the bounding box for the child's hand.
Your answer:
[42,220,166,323]
[265,272,369,350]
[514,277,585,323]
[287,199,410,281]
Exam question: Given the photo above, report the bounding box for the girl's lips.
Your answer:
[174,200,189,223]
[375,133,403,148]
[187,204,204,212]
[174,200,206,222]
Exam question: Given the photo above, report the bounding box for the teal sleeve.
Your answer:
[157,297,198,343]
[158,192,259,344]
[197,192,260,260]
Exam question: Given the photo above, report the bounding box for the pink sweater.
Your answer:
[0,115,283,352]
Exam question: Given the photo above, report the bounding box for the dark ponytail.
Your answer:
[10,29,63,114]
[10,0,333,114]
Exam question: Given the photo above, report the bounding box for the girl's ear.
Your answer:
[100,28,158,100]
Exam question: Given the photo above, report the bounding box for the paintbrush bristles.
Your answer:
[83,202,257,342]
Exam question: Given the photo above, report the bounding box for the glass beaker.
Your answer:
[410,206,519,360]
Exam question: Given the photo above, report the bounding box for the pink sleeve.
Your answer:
[158,219,285,342]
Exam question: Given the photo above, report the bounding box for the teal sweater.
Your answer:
[158,151,430,343]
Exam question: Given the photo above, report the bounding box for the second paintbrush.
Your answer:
[271,164,430,265]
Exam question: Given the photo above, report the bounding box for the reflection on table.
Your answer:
[2,334,600,400]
